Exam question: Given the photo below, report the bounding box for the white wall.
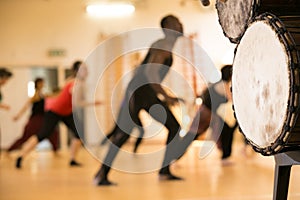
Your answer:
[0,0,235,67]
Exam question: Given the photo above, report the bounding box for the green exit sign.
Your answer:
[48,49,66,57]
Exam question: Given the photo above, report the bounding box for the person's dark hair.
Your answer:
[0,68,13,78]
[160,15,177,29]
[221,65,232,82]
[72,60,82,75]
[34,77,44,89]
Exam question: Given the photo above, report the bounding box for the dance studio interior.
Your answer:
[1,0,300,199]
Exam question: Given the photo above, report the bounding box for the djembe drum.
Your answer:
[232,13,300,156]
[216,0,300,43]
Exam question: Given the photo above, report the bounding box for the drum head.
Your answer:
[232,19,290,148]
[216,0,254,43]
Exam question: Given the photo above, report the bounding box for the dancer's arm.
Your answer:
[0,103,10,110]
[13,91,42,121]
[13,98,32,121]
[72,79,102,108]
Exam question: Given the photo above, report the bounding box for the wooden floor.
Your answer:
[1,141,300,200]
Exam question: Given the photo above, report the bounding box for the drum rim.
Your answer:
[232,12,300,156]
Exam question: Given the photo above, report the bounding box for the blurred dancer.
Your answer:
[174,65,233,162]
[94,15,185,185]
[72,63,102,142]
[0,68,12,157]
[7,78,59,153]
[0,68,13,110]
[15,61,86,168]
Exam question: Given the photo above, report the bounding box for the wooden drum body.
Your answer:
[216,0,300,43]
[232,13,300,155]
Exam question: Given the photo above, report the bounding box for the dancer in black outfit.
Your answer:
[7,78,59,153]
[176,65,233,161]
[94,15,186,185]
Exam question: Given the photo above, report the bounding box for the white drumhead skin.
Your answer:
[232,20,290,148]
[216,0,253,41]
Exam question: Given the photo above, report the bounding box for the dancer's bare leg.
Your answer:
[70,138,82,166]
[15,135,39,169]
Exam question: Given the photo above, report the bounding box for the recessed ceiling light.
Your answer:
[86,2,135,17]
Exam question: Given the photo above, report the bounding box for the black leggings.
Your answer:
[37,111,80,142]
[219,121,238,159]
[105,115,144,153]
[98,86,182,178]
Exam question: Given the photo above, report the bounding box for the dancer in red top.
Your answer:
[49,82,73,116]
[15,61,86,168]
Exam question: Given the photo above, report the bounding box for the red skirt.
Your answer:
[7,114,59,151]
